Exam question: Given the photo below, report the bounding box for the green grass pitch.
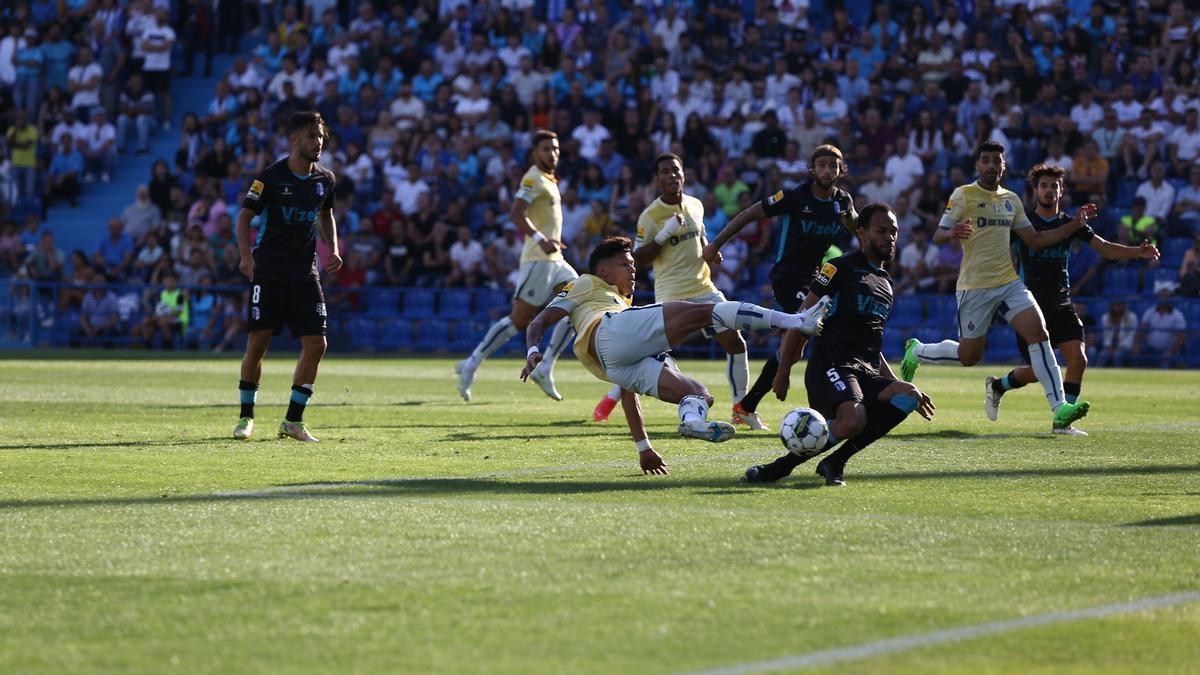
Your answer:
[1,354,1197,674]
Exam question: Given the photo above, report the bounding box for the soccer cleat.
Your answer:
[529,365,563,401]
[1052,424,1089,436]
[1052,400,1090,429]
[593,394,618,422]
[732,402,771,431]
[900,338,921,382]
[815,458,845,487]
[984,376,1004,422]
[454,358,477,402]
[678,419,736,443]
[779,295,832,336]
[233,417,254,440]
[278,420,319,442]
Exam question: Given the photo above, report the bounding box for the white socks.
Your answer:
[538,317,575,372]
[915,339,961,363]
[471,316,518,364]
[1027,339,1067,410]
[711,301,776,332]
[605,385,621,401]
[727,351,748,404]
[678,394,709,424]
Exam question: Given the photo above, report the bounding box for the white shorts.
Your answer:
[594,304,674,397]
[513,260,578,307]
[667,289,730,334]
[956,279,1037,339]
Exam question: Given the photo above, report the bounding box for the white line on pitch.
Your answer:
[681,590,1200,675]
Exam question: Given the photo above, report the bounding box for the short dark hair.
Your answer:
[974,140,1006,162]
[858,203,894,231]
[588,236,633,274]
[811,144,844,166]
[288,111,328,138]
[531,129,558,146]
[1027,163,1066,188]
[654,153,682,173]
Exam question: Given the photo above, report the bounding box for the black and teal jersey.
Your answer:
[1013,210,1094,304]
[242,158,336,282]
[808,250,893,372]
[760,180,854,287]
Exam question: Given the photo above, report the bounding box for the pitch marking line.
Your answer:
[681,590,1200,675]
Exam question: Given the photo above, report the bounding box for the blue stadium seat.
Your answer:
[889,296,921,327]
[378,319,413,350]
[1162,237,1191,267]
[1149,268,1180,288]
[402,289,436,318]
[1113,179,1138,210]
[1103,268,1140,295]
[364,288,400,318]
[915,326,946,345]
[984,327,1020,363]
[414,319,451,350]
[452,320,486,349]
[923,295,958,329]
[438,289,474,319]
[475,288,511,317]
[346,318,379,351]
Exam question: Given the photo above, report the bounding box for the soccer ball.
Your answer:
[779,407,829,456]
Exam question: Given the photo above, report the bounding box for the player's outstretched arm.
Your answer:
[1089,235,1161,261]
[318,207,342,273]
[520,306,569,381]
[620,389,667,475]
[703,201,765,263]
[772,290,821,400]
[1017,203,1098,250]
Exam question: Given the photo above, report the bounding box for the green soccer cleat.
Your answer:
[1052,400,1090,430]
[233,417,254,440]
[279,420,319,442]
[900,338,921,383]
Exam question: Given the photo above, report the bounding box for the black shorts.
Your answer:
[804,360,895,420]
[142,69,171,93]
[771,275,811,313]
[247,278,327,336]
[1016,301,1084,364]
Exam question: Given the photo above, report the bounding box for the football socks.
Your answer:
[1027,340,1067,410]
[239,380,258,419]
[286,384,313,423]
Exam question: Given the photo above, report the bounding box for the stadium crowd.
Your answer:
[0,0,1197,357]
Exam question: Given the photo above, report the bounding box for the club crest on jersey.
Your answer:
[246,180,264,201]
[816,262,837,286]
[280,184,294,196]
[767,190,784,206]
[315,182,324,197]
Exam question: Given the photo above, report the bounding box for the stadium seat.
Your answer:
[923,295,958,330]
[1149,268,1180,288]
[889,296,921,327]
[1113,179,1137,210]
[438,289,474,319]
[378,319,413,350]
[364,288,400,318]
[346,318,380,351]
[1162,238,1191,268]
[414,319,451,350]
[452,320,486,350]
[402,289,436,319]
[984,327,1020,363]
[1103,268,1140,295]
[475,288,511,317]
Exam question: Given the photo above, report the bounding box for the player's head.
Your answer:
[1027,163,1066,210]
[589,236,636,295]
[654,153,684,200]
[810,145,844,189]
[973,140,1006,187]
[856,202,898,262]
[287,111,329,164]
[531,129,560,172]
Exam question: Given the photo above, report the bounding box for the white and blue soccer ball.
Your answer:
[779,407,829,456]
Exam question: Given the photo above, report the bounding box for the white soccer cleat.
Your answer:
[678,419,736,443]
[984,376,1003,422]
[233,417,254,440]
[529,364,563,401]
[781,295,832,336]
[454,358,477,402]
[732,403,771,431]
[278,420,319,442]
[1052,425,1088,436]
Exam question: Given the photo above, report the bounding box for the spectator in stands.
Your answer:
[5,109,38,203]
[67,47,103,119]
[135,269,186,349]
[1099,299,1138,367]
[43,134,83,214]
[1174,165,1200,232]
[1135,161,1176,223]
[446,225,485,288]
[1134,286,1187,368]
[116,74,157,156]
[384,220,415,287]
[0,221,21,276]
[148,160,178,218]
[485,221,521,290]
[1166,109,1200,178]
[140,8,177,128]
[132,230,165,282]
[182,274,220,350]
[25,231,65,320]
[80,108,117,184]
[13,29,41,118]
[1179,231,1200,297]
[1120,197,1160,249]
[71,270,121,347]
[58,250,94,311]
[93,218,136,281]
[346,229,383,286]
[896,226,939,295]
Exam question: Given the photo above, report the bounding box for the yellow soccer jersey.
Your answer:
[516,165,564,263]
[939,182,1031,291]
[546,274,632,382]
[634,194,718,302]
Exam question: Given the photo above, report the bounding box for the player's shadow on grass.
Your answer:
[851,464,1200,482]
[0,438,232,450]
[1123,513,1200,527]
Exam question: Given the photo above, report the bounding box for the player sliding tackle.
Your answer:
[984,164,1159,434]
[900,141,1093,433]
[745,204,935,486]
[521,237,831,475]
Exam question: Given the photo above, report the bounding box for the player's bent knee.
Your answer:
[831,403,867,439]
[960,351,982,367]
